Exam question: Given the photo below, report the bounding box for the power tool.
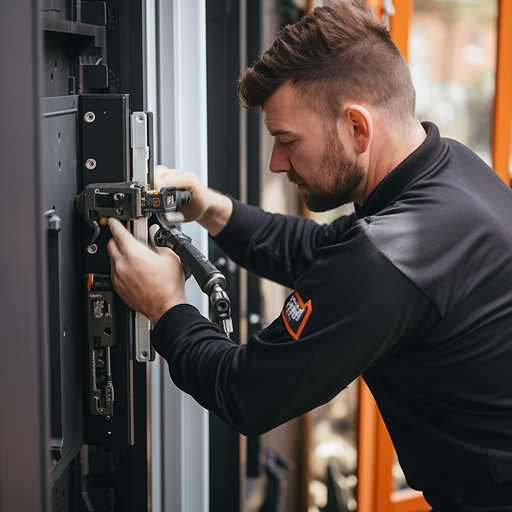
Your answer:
[76,182,233,336]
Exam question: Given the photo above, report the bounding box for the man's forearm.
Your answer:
[199,189,233,237]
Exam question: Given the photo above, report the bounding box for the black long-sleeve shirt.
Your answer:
[152,123,512,511]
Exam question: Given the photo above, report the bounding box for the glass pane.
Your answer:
[409,0,498,165]
[400,0,498,494]
[308,381,359,512]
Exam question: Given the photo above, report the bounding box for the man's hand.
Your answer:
[155,165,233,236]
[155,165,210,223]
[107,218,188,326]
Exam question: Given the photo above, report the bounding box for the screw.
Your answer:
[141,351,149,359]
[87,244,98,254]
[86,159,97,170]
[116,207,123,215]
[84,111,96,123]
[137,114,145,123]
[105,415,111,421]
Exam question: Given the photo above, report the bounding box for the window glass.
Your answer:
[409,0,498,165]
[308,381,359,512]
[394,0,498,495]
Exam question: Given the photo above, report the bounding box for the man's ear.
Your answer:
[341,105,372,155]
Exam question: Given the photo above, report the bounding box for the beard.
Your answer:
[287,130,365,212]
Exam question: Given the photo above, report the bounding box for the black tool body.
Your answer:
[154,226,233,336]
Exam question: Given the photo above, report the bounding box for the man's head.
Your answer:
[238,0,416,126]
[263,80,367,209]
[238,0,422,209]
[286,127,366,212]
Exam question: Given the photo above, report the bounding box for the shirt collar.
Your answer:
[355,122,447,218]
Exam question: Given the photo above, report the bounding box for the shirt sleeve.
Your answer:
[151,220,440,437]
[213,198,359,288]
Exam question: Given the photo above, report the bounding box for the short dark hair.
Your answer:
[237,0,416,123]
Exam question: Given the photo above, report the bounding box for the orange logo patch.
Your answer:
[281,291,312,340]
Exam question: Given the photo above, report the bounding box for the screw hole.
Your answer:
[58,132,61,142]
[104,110,108,115]
[50,73,53,82]
[55,60,58,70]
[58,161,61,172]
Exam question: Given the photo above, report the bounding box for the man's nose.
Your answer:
[269,138,292,173]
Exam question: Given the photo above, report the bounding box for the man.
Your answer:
[107,0,512,509]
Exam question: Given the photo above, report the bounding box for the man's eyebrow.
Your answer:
[268,130,292,137]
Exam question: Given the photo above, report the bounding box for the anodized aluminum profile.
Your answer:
[131,112,154,362]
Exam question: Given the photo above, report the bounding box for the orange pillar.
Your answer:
[357,379,378,512]
[492,0,512,185]
[389,0,413,63]
[375,414,394,512]
[369,0,384,20]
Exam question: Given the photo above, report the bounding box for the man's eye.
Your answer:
[280,139,295,145]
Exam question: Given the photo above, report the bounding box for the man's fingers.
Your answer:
[155,166,181,189]
[155,165,180,174]
[164,172,195,190]
[108,217,134,253]
[149,224,161,250]
[155,166,197,191]
[107,236,121,260]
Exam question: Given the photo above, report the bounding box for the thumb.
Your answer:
[108,217,134,253]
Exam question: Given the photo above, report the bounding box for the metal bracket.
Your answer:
[131,112,153,362]
[87,274,116,418]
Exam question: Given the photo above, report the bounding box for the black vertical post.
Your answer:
[246,0,264,342]
[245,0,265,483]
[0,1,50,512]
[117,0,147,111]
[206,0,244,510]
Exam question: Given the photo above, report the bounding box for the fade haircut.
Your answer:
[237,0,417,125]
